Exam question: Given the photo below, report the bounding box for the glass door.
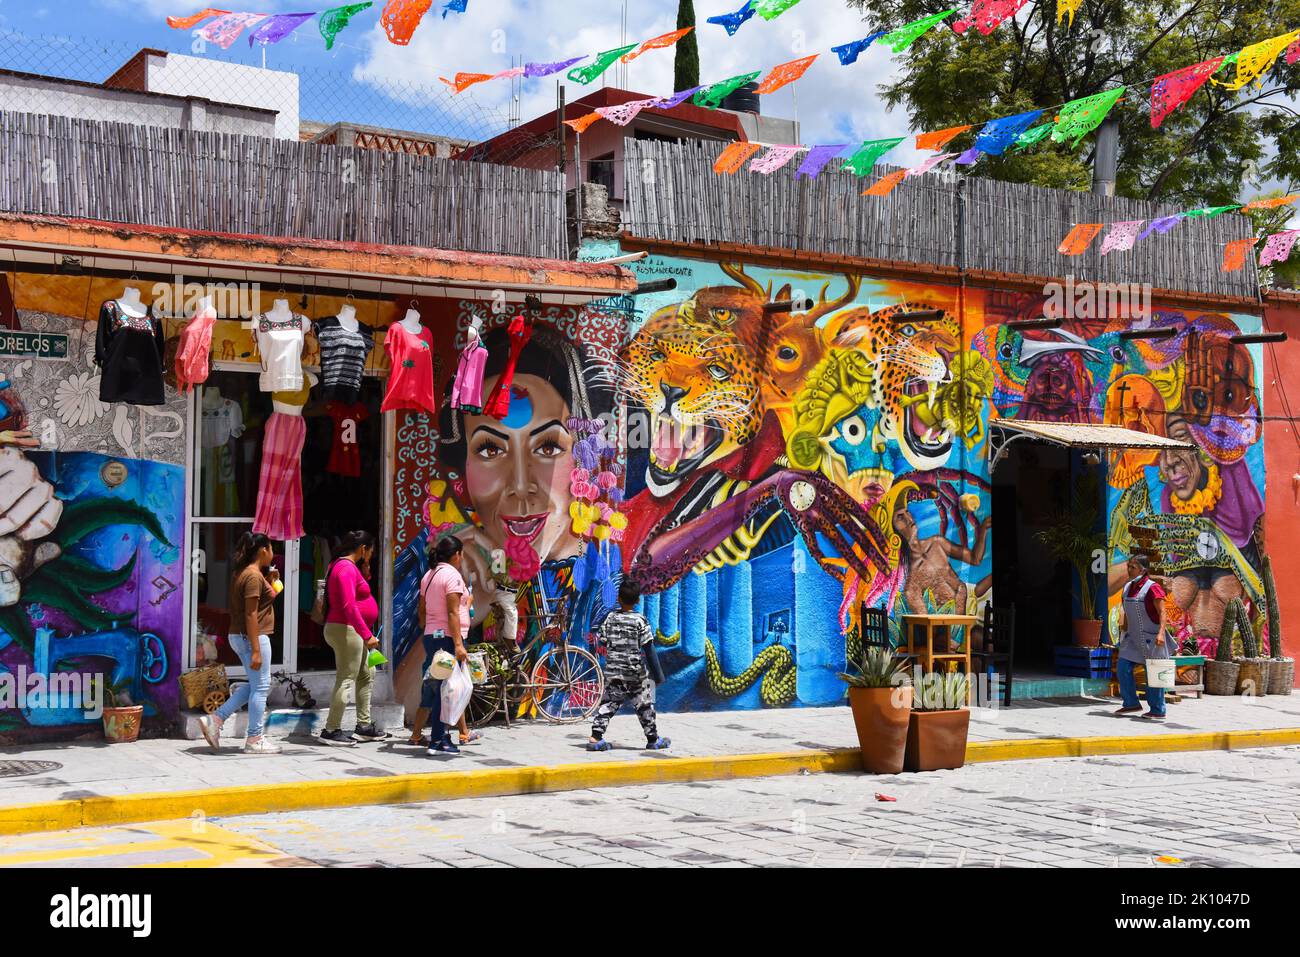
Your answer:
[189,370,293,673]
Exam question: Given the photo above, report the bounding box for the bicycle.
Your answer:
[463,592,605,728]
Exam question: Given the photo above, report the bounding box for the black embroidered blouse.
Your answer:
[95,300,166,406]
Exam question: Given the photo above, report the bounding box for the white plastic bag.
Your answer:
[441,661,474,726]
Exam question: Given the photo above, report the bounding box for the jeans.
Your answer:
[217,634,272,738]
[1117,657,1165,716]
[419,633,454,743]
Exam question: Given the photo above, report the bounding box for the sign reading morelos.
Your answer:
[0,331,68,359]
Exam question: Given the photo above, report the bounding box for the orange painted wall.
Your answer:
[1262,298,1300,669]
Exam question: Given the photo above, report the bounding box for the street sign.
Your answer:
[0,331,69,360]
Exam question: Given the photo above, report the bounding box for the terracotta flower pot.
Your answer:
[904,708,970,772]
[848,686,912,774]
[1072,619,1102,648]
[102,706,143,744]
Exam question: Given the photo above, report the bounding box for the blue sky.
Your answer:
[0,1,905,150]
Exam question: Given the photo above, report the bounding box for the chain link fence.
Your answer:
[0,30,560,167]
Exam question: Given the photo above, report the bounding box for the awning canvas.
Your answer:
[988,419,1194,469]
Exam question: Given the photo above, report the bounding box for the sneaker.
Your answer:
[320,728,358,747]
[645,736,671,750]
[352,722,391,742]
[1113,707,1142,715]
[427,739,461,755]
[1139,712,1166,720]
[198,714,223,752]
[244,737,282,755]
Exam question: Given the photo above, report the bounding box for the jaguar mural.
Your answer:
[394,248,1271,714]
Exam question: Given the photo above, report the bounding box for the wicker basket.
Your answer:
[1235,658,1271,697]
[179,664,229,711]
[1268,657,1295,695]
[1204,660,1240,696]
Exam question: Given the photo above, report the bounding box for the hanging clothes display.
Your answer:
[253,380,311,542]
[175,298,218,394]
[254,312,307,393]
[450,321,488,413]
[314,315,375,403]
[482,313,534,420]
[200,389,244,516]
[95,299,166,405]
[325,401,369,478]
[380,321,438,415]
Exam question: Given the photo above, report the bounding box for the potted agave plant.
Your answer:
[93,677,144,744]
[1033,471,1105,647]
[1264,556,1293,694]
[904,670,971,772]
[840,646,913,774]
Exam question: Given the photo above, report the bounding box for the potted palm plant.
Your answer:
[93,677,143,744]
[904,670,970,772]
[1033,471,1105,647]
[840,646,912,774]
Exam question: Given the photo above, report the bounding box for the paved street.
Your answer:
[5,746,1299,867]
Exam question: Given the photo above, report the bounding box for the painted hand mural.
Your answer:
[0,319,185,743]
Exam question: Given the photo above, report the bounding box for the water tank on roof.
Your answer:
[720,82,761,115]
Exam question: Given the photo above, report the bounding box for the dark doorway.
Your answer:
[991,440,1073,668]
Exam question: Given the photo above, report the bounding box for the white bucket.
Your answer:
[1145,658,1177,689]
[427,649,456,681]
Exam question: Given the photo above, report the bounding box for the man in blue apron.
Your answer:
[1116,554,1170,718]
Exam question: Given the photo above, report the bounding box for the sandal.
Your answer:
[587,739,612,752]
[408,735,429,747]
[459,731,482,745]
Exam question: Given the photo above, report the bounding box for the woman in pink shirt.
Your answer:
[409,536,473,755]
[321,531,390,746]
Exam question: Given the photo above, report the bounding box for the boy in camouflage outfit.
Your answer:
[588,579,670,751]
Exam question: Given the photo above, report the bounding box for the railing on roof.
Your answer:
[623,139,1261,300]
[0,111,567,260]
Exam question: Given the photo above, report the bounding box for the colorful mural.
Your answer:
[386,246,1271,713]
[0,305,186,743]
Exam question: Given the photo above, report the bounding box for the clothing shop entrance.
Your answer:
[189,368,387,675]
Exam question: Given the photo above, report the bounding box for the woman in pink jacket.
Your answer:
[321,530,390,746]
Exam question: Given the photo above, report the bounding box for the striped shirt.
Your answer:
[314,316,375,402]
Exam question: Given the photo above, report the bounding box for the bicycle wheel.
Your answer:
[529,646,604,723]
[464,676,503,728]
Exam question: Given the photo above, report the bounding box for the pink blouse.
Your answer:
[176,302,217,393]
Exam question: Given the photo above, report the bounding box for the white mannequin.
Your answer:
[201,387,225,411]
[117,286,146,318]
[399,307,422,334]
[265,298,295,323]
[337,303,358,333]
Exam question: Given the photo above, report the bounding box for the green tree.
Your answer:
[676,0,701,90]
[845,0,1300,209]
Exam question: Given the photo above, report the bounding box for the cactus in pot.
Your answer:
[1264,555,1294,694]
[1206,599,1242,694]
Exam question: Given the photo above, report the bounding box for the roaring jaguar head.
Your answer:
[618,313,762,497]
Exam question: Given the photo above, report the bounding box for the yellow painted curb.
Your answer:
[1,727,1297,836]
[0,748,861,836]
[965,727,1300,763]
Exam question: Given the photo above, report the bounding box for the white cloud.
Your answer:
[351,0,915,148]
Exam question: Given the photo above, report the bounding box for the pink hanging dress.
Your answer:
[176,300,218,393]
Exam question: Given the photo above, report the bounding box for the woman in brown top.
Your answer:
[199,532,282,754]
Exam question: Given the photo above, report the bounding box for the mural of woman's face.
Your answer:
[463,373,579,565]
[1159,417,1205,502]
